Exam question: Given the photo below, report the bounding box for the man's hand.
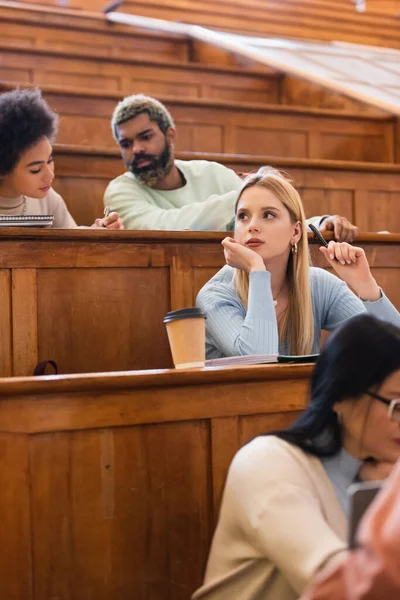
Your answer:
[320,215,359,243]
[93,211,124,230]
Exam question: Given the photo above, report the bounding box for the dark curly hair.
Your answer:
[0,88,58,177]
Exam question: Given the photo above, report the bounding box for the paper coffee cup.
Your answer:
[163,307,206,369]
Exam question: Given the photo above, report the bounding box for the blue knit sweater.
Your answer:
[196,266,400,359]
[321,448,363,518]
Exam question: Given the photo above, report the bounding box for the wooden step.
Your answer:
[0,1,189,59]
[0,44,279,103]
[0,31,378,113]
[4,0,400,48]
[0,81,392,161]
[188,42,381,114]
[0,1,250,70]
[52,144,400,234]
[0,2,189,61]
[279,75,376,114]
[119,0,400,49]
[161,0,400,31]
[0,2,390,114]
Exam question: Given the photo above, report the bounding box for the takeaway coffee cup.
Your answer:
[163,307,206,369]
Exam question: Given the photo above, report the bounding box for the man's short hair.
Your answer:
[111,94,175,140]
[0,88,58,177]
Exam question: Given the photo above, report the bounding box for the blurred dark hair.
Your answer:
[0,88,58,176]
[268,315,400,457]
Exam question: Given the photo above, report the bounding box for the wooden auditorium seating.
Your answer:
[0,1,399,376]
[0,3,400,599]
[1,229,399,377]
[102,0,400,49]
[9,0,400,49]
[0,1,191,62]
[0,81,392,161]
[0,47,278,103]
[0,2,379,112]
[0,363,309,600]
[52,145,400,232]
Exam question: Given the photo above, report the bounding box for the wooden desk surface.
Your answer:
[1,229,400,243]
[0,231,399,377]
[0,363,310,600]
[0,363,312,431]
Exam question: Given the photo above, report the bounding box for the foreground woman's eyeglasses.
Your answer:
[367,391,400,423]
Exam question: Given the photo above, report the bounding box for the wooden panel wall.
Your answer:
[280,74,376,113]
[36,267,171,373]
[0,432,32,600]
[0,230,399,377]
[0,365,310,600]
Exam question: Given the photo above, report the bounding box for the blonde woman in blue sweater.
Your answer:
[196,167,400,358]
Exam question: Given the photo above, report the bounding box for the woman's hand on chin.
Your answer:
[319,241,381,301]
[92,211,125,230]
[222,237,266,273]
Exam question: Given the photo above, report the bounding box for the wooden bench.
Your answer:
[0,1,191,62]
[0,81,393,160]
[0,2,385,114]
[1,230,399,377]
[0,363,310,600]
[112,0,400,48]
[50,145,400,232]
[7,0,400,48]
[0,45,278,101]
[0,3,383,115]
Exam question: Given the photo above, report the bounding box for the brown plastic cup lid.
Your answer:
[163,307,206,324]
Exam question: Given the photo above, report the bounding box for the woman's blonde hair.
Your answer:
[234,166,314,355]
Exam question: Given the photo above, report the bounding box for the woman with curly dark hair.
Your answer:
[0,88,123,229]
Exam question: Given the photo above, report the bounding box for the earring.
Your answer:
[291,242,298,255]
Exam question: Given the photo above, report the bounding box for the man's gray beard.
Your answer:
[130,143,174,188]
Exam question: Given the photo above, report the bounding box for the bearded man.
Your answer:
[105,94,357,240]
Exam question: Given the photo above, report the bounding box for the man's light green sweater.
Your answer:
[104,159,324,231]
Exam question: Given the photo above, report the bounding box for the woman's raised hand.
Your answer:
[221,237,266,273]
[319,241,381,302]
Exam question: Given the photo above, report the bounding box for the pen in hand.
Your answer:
[310,223,344,264]
[102,206,110,227]
[309,224,329,248]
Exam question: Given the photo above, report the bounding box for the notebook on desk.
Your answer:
[205,354,278,367]
[0,214,54,227]
[205,354,319,367]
